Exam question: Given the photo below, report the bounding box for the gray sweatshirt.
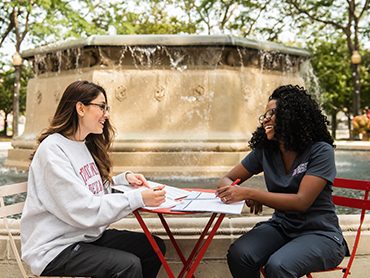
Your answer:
[20,133,144,275]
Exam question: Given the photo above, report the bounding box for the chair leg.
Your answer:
[260,267,266,277]
[3,218,29,278]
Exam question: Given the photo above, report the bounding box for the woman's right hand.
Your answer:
[141,185,166,207]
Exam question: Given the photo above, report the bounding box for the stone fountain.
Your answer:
[5,35,310,177]
[4,37,370,277]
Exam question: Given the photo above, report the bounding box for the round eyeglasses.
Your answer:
[87,102,110,113]
[258,108,276,124]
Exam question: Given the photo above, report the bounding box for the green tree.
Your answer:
[0,0,96,136]
[0,64,30,136]
[309,38,353,139]
[175,0,285,40]
[0,0,33,136]
[360,50,370,109]
[282,0,370,119]
[88,0,196,35]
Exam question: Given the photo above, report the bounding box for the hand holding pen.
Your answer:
[216,178,241,203]
[141,184,166,207]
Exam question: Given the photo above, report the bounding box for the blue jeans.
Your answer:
[227,223,346,278]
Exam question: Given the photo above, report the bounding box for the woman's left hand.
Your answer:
[216,186,247,204]
[126,173,149,188]
[246,199,263,215]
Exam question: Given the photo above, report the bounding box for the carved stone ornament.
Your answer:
[194,85,205,96]
[54,90,61,103]
[154,86,165,101]
[36,90,42,104]
[115,85,127,102]
[243,87,253,101]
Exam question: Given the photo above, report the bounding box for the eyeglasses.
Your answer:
[87,102,110,113]
[258,108,276,124]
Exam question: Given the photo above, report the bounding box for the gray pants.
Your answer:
[227,223,346,278]
[41,229,166,278]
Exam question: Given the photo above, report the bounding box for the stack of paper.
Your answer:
[147,181,189,200]
[112,180,189,210]
[172,191,244,215]
[112,181,244,214]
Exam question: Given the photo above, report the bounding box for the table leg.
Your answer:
[178,213,225,278]
[158,213,187,264]
[178,213,217,278]
[134,210,226,278]
[133,210,175,278]
[185,214,225,278]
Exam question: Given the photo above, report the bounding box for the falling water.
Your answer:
[300,59,322,102]
[5,35,313,178]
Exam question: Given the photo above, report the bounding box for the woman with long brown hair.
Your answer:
[21,80,166,278]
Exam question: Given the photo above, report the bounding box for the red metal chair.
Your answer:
[261,177,370,278]
[306,177,370,277]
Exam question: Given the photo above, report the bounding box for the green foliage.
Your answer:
[359,50,370,109]
[173,0,284,40]
[30,0,106,44]
[0,61,32,135]
[309,38,352,114]
[309,37,370,138]
[89,0,196,35]
[0,63,31,115]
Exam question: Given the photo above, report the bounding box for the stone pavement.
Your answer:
[1,215,370,278]
[0,141,11,150]
[335,140,370,150]
[2,254,368,278]
[1,140,370,150]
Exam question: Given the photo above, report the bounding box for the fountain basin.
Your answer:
[5,35,310,177]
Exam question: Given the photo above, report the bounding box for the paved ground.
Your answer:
[0,141,11,150]
[2,254,370,277]
[1,140,370,150]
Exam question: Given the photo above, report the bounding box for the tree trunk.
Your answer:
[331,111,337,139]
[347,113,353,140]
[12,64,21,137]
[3,112,9,136]
[351,63,361,116]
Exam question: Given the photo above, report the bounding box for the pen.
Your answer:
[153,184,166,191]
[184,198,216,200]
[230,178,241,186]
[143,183,151,189]
[217,178,241,202]
[215,178,241,198]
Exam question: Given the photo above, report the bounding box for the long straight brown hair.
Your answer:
[34,80,115,183]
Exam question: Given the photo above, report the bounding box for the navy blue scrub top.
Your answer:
[241,141,344,245]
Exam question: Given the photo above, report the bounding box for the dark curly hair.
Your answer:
[249,84,334,153]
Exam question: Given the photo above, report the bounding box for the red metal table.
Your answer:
[133,189,225,278]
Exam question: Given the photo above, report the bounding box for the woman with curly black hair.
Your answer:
[216,85,347,278]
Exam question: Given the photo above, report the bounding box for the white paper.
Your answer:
[172,191,244,215]
[111,181,187,210]
[142,198,180,210]
[146,181,189,200]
